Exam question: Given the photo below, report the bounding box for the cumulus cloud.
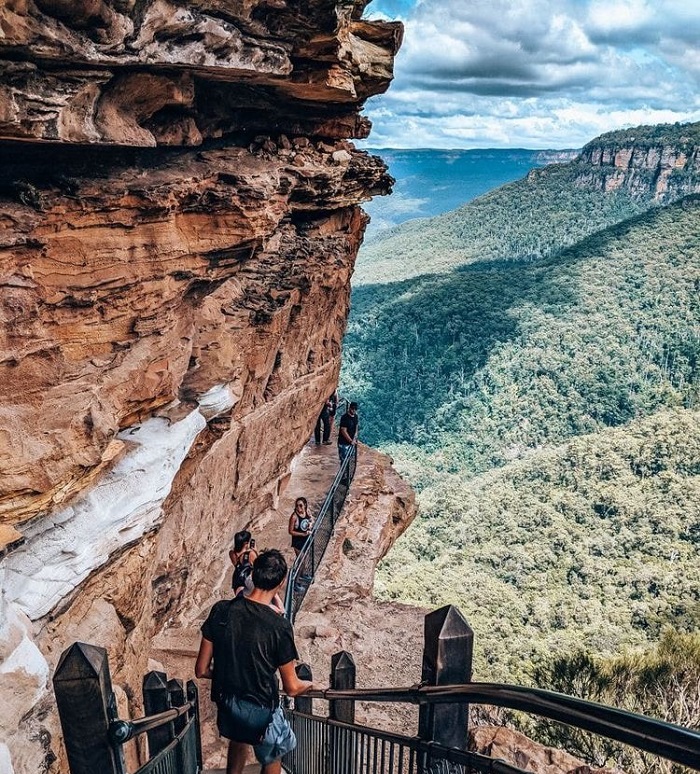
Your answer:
[362,0,700,148]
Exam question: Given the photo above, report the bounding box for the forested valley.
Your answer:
[356,123,700,286]
[343,123,700,768]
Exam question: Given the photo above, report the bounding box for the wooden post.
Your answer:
[295,663,313,715]
[186,680,203,770]
[143,671,173,756]
[329,651,356,774]
[53,642,125,774]
[418,605,473,750]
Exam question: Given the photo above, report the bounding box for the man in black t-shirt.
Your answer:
[337,401,359,462]
[195,550,313,774]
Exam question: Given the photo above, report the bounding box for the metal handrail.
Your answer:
[286,710,527,774]
[290,682,700,770]
[109,701,195,744]
[284,442,357,621]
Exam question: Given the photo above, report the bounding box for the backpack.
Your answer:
[232,550,253,591]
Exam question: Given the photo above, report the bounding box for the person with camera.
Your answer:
[229,530,258,596]
[288,497,313,557]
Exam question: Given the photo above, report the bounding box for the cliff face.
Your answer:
[574,136,700,201]
[0,2,401,772]
[523,124,700,203]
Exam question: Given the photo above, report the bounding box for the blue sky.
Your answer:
[362,0,700,149]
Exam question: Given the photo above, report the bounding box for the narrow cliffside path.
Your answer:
[255,430,343,571]
[151,426,348,768]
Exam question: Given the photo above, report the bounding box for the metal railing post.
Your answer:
[186,680,203,770]
[143,671,173,757]
[295,664,314,715]
[329,652,356,774]
[330,651,356,724]
[418,606,473,753]
[168,678,187,735]
[53,642,125,774]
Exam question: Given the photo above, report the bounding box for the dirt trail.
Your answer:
[257,432,342,570]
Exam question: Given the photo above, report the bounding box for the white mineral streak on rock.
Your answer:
[0,587,49,758]
[197,383,237,419]
[0,744,14,774]
[2,409,206,621]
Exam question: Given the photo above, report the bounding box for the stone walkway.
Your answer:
[203,767,259,774]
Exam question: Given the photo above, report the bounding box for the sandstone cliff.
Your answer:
[0,2,401,772]
[536,123,700,201]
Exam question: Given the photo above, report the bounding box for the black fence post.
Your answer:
[53,642,125,774]
[329,651,355,724]
[329,651,356,774]
[295,663,314,715]
[168,678,186,735]
[418,605,473,751]
[186,680,203,770]
[143,671,173,756]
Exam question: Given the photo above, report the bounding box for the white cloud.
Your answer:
[366,97,700,150]
[363,0,700,147]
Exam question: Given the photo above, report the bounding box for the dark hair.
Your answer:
[294,497,308,512]
[252,549,288,590]
[349,402,358,411]
[233,530,251,553]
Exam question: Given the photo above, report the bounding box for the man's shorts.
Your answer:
[217,698,296,764]
[254,707,297,764]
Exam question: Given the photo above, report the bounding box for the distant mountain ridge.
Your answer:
[357,121,700,286]
[361,147,579,241]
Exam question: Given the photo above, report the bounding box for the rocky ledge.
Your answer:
[292,449,619,774]
[0,0,402,145]
[0,2,401,772]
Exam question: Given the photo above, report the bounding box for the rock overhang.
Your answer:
[0,0,403,146]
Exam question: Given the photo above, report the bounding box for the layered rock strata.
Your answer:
[0,2,401,772]
[574,138,700,200]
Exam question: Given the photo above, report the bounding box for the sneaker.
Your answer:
[322,440,332,445]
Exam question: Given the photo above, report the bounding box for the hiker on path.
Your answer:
[337,401,359,463]
[195,549,314,774]
[313,392,337,445]
[229,530,257,596]
[328,390,338,425]
[288,497,313,557]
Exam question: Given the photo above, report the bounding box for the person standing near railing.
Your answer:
[313,391,337,445]
[195,550,314,774]
[337,401,359,462]
[288,496,313,557]
[328,389,338,427]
